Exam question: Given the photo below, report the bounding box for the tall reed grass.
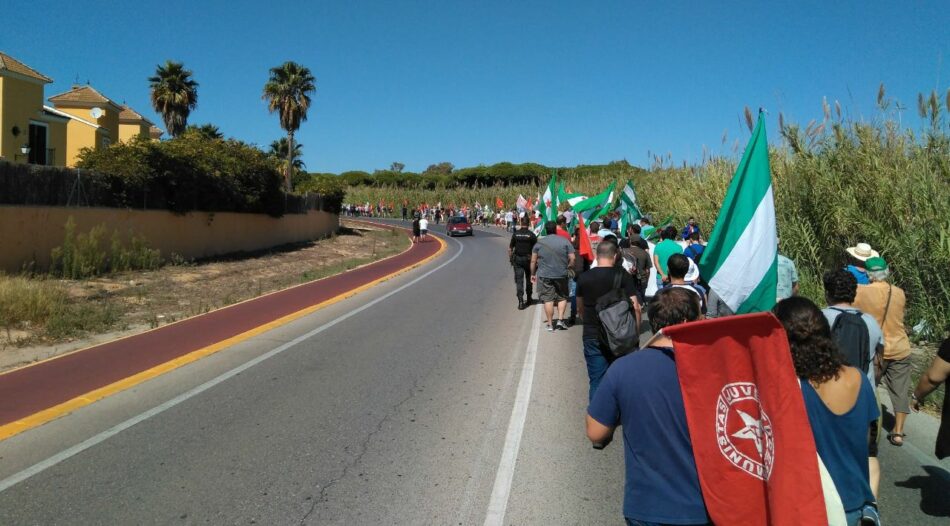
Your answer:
[347,89,950,337]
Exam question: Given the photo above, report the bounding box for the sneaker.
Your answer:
[546,323,555,332]
[517,299,525,310]
[556,320,569,331]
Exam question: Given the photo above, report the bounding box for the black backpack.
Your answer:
[595,270,640,362]
[829,308,871,373]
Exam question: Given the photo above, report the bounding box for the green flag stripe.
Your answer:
[698,114,773,280]
[736,257,778,314]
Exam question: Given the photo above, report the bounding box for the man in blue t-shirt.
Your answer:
[587,287,710,525]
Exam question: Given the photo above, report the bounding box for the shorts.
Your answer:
[421,229,428,235]
[880,355,913,414]
[537,277,568,303]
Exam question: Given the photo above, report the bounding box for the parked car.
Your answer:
[446,216,474,237]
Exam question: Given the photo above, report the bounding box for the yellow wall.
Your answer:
[0,206,340,273]
[45,119,67,167]
[119,122,149,143]
[61,118,101,166]
[0,76,45,163]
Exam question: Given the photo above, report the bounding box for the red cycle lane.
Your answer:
[0,222,442,436]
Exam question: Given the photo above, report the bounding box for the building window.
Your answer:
[28,123,48,165]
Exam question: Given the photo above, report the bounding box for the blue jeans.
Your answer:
[583,338,609,403]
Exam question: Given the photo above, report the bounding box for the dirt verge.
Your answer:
[0,220,409,372]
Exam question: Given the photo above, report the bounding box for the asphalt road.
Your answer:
[0,220,947,525]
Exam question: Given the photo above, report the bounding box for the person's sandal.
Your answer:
[887,432,905,447]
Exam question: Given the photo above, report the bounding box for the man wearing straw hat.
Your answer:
[845,242,879,285]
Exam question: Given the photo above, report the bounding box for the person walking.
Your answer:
[777,247,800,301]
[845,243,879,285]
[419,215,429,242]
[509,217,537,310]
[402,204,408,222]
[411,214,421,244]
[854,256,912,447]
[586,287,709,525]
[773,297,880,524]
[680,217,701,241]
[653,226,683,289]
[683,231,704,263]
[912,336,950,459]
[821,269,885,498]
[620,224,652,303]
[576,241,641,401]
[531,221,575,332]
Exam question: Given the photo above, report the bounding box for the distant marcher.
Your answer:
[653,226,684,288]
[555,215,572,242]
[822,269,885,498]
[402,205,408,221]
[773,297,880,525]
[683,231,704,263]
[419,216,429,242]
[664,254,707,314]
[575,241,641,401]
[854,257,912,447]
[705,289,734,319]
[586,287,709,525]
[620,224,652,300]
[411,215,421,243]
[681,217,701,241]
[505,210,515,232]
[509,217,538,310]
[531,221,575,332]
[845,243,879,285]
[912,337,950,459]
[777,249,800,301]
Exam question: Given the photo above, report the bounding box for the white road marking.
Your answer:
[0,236,463,494]
[483,305,542,526]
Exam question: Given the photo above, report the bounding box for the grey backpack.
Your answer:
[595,270,640,362]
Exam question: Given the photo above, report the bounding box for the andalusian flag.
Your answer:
[558,185,588,208]
[699,111,777,314]
[618,180,643,234]
[572,183,615,222]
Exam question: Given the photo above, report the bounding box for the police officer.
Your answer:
[509,216,537,309]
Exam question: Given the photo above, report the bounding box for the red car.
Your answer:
[446,216,474,237]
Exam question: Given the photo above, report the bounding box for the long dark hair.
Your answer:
[772,296,842,384]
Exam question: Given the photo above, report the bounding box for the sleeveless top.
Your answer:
[800,371,879,512]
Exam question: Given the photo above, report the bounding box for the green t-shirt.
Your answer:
[654,239,684,276]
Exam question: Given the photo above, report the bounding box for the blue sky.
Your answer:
[5,1,948,173]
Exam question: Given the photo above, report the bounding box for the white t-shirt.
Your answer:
[505,212,514,222]
[419,218,428,230]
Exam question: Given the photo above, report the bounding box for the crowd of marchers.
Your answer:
[508,215,949,526]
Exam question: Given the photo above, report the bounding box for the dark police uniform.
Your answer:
[510,226,537,307]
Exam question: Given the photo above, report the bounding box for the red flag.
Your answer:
[576,214,594,263]
[496,197,504,209]
[525,196,533,210]
[663,314,827,526]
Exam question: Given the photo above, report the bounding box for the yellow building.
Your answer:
[48,85,124,167]
[0,51,68,166]
[119,104,160,142]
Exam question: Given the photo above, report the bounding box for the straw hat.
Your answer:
[845,242,879,261]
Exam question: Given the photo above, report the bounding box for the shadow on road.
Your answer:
[894,465,950,518]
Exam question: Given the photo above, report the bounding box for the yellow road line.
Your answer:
[0,227,446,442]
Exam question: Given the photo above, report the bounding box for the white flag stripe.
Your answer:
[707,186,777,311]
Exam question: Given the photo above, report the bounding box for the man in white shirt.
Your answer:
[419,216,429,242]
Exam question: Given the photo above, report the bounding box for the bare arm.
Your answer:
[530,253,538,282]
[576,296,584,320]
[568,252,576,268]
[631,296,642,329]
[912,355,950,411]
[653,254,664,279]
[586,414,615,445]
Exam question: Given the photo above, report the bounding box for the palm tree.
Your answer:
[268,138,305,172]
[185,123,223,140]
[149,61,198,137]
[262,61,315,191]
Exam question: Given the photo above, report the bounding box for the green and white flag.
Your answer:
[573,183,615,223]
[539,173,558,223]
[558,185,587,208]
[618,180,643,234]
[698,111,777,314]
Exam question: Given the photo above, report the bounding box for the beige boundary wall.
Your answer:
[0,205,339,273]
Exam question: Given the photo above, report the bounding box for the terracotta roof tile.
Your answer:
[149,125,164,139]
[119,104,154,125]
[0,51,53,83]
[48,85,121,110]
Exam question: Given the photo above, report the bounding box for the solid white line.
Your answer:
[483,305,542,526]
[0,237,463,494]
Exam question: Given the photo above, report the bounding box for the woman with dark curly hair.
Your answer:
[773,296,881,525]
